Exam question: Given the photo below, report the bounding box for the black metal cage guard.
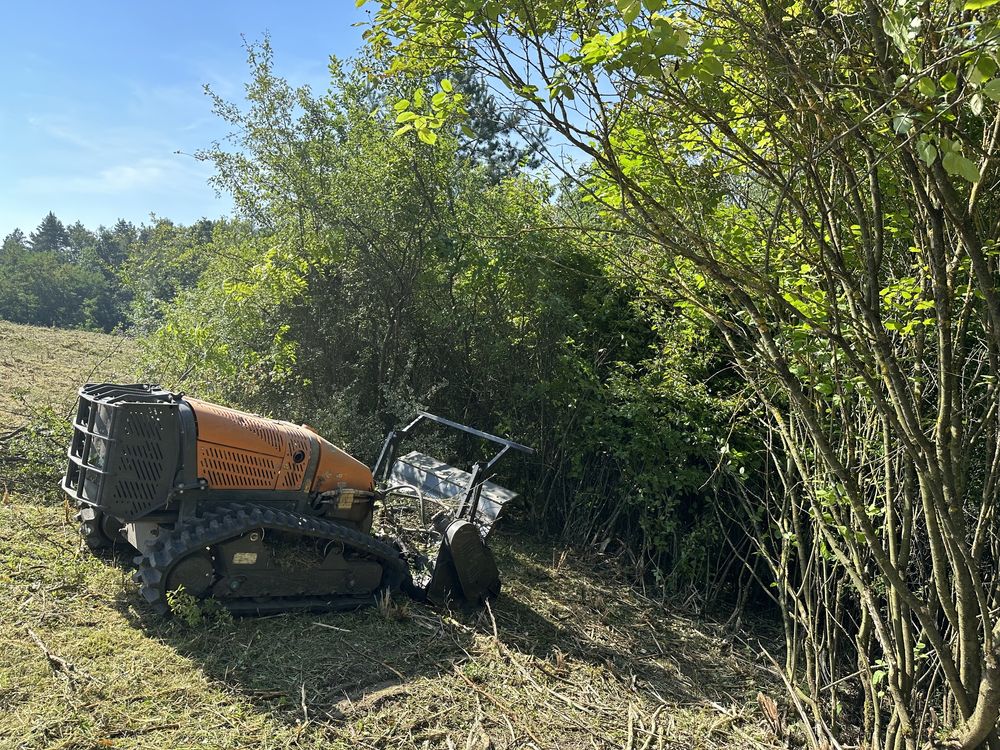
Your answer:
[62,383,195,521]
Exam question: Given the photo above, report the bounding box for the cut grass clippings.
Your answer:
[1,499,784,750]
[0,320,135,432]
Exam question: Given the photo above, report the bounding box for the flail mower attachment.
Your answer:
[373,412,534,605]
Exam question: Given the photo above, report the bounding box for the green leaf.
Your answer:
[395,111,417,123]
[972,93,985,116]
[355,0,365,6]
[417,128,438,145]
[942,150,981,182]
[460,124,476,138]
[872,669,886,686]
[971,55,998,85]
[581,33,611,64]
[393,124,413,137]
[882,10,915,54]
[966,0,1000,9]
[616,0,642,24]
[413,88,424,108]
[693,66,715,85]
[916,77,936,97]
[984,79,1000,101]
[440,78,454,93]
[940,72,958,92]
[915,139,938,166]
[701,56,724,77]
[393,99,411,112]
[892,111,914,134]
[431,91,447,107]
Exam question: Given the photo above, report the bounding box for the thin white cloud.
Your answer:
[125,81,207,118]
[18,157,205,195]
[27,117,104,153]
[26,114,184,156]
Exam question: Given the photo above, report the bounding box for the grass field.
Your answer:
[0,323,784,750]
[0,320,135,431]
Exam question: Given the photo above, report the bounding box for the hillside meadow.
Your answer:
[0,321,135,432]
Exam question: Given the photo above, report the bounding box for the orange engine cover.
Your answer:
[186,398,373,493]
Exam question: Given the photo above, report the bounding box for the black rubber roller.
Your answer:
[76,502,131,551]
[443,520,502,604]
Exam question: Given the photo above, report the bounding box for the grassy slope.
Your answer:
[0,321,135,431]
[0,323,781,750]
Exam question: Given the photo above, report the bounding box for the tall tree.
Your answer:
[1,229,27,262]
[101,219,137,269]
[120,217,215,329]
[450,70,547,182]
[66,220,95,263]
[28,212,72,259]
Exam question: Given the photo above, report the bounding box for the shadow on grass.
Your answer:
[98,531,763,737]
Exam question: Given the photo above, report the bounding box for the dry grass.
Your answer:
[0,321,135,431]
[1,500,784,750]
[0,322,788,750]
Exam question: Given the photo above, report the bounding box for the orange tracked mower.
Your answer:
[61,384,532,615]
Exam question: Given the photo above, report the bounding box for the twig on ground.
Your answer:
[0,426,27,442]
[484,598,499,642]
[27,627,79,686]
[455,665,545,748]
[313,621,352,633]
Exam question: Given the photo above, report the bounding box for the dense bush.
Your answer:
[367,0,1000,745]
[136,45,748,592]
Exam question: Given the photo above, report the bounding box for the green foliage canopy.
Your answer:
[140,43,743,591]
[365,0,1000,747]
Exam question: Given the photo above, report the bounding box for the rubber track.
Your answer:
[133,503,411,616]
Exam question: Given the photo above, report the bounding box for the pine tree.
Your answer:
[29,212,72,258]
[66,220,95,262]
[1,229,28,264]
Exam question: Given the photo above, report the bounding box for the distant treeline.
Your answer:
[0,213,216,331]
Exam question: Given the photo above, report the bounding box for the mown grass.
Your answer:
[0,323,786,749]
[0,320,135,431]
[1,501,782,750]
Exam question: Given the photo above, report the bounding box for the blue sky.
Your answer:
[0,2,367,237]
